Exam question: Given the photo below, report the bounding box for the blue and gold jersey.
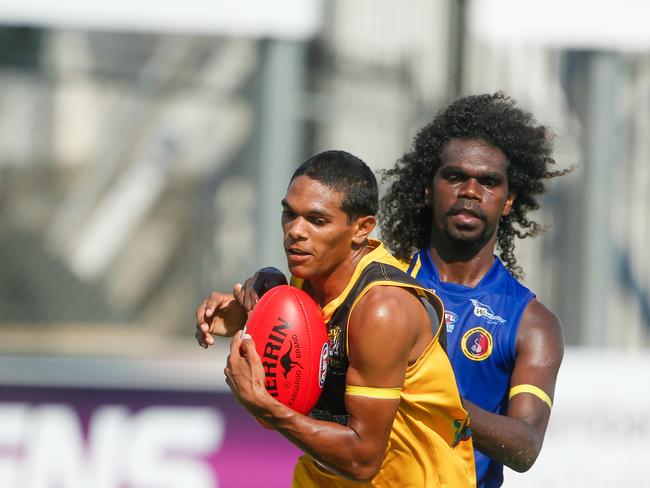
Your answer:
[407,248,534,488]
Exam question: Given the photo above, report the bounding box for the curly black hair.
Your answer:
[379,92,570,278]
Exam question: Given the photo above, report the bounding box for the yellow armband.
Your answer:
[509,384,553,409]
[345,385,401,399]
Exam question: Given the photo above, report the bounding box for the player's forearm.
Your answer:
[258,401,383,481]
[464,400,543,472]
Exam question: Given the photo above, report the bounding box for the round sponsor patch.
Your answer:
[461,327,493,361]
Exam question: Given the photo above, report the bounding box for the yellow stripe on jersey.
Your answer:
[395,257,411,272]
[409,253,422,278]
[289,276,304,288]
[345,385,401,399]
[509,384,553,409]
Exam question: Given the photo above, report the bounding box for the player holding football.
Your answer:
[196,150,476,487]
[226,93,569,487]
[379,92,568,487]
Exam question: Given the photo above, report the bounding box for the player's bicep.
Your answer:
[508,299,564,430]
[346,287,421,387]
[343,288,422,438]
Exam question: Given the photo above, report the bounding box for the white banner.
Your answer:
[505,348,649,487]
[0,0,322,40]
[470,0,650,50]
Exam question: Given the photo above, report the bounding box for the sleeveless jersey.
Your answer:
[291,241,475,488]
[406,248,535,488]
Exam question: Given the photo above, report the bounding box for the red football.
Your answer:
[245,285,328,415]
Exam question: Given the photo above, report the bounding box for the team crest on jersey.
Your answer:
[452,418,472,447]
[461,327,493,361]
[327,325,344,369]
[444,311,458,333]
[469,299,506,324]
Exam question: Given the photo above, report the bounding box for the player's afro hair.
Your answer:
[379,92,570,278]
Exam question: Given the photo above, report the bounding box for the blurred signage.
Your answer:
[505,349,650,487]
[0,386,300,488]
[470,0,650,50]
[0,0,322,40]
[0,350,646,487]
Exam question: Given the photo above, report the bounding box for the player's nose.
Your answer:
[457,178,482,200]
[286,216,308,240]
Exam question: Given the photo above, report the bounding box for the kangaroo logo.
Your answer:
[280,342,303,378]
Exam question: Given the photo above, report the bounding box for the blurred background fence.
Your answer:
[0,1,648,486]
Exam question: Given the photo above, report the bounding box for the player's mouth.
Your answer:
[451,211,483,226]
[447,204,485,227]
[286,247,312,263]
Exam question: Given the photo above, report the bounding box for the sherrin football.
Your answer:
[245,285,328,415]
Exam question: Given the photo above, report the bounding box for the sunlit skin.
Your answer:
[427,138,514,287]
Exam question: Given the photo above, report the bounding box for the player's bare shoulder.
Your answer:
[517,298,564,364]
[348,285,433,364]
[353,286,425,332]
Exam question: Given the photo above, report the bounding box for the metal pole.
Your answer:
[447,0,467,98]
[253,40,306,275]
[581,51,620,346]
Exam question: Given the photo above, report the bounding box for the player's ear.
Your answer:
[352,215,376,245]
[502,192,516,216]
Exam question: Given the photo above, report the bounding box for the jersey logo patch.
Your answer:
[327,325,344,370]
[461,327,493,361]
[444,311,458,333]
[452,418,472,447]
[469,298,506,324]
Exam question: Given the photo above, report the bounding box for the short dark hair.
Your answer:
[379,92,571,278]
[291,150,378,220]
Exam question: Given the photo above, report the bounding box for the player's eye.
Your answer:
[440,169,466,183]
[480,177,500,188]
[308,217,327,226]
[446,174,464,183]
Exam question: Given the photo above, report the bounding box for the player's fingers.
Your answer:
[239,333,257,359]
[224,365,232,386]
[195,330,207,348]
[205,291,223,317]
[229,328,243,359]
[242,288,259,313]
[195,320,216,346]
[195,328,214,348]
[196,299,208,324]
[241,275,258,310]
[233,283,244,305]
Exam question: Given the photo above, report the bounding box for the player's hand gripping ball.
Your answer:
[245,285,328,415]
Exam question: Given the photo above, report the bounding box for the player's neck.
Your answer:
[428,234,497,287]
[306,243,372,307]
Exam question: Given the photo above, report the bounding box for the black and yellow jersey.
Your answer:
[291,240,475,487]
